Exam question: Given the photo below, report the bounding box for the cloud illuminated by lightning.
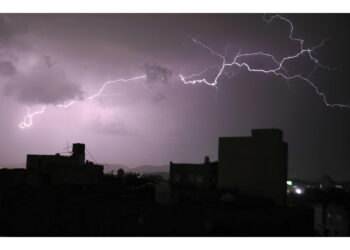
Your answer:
[179,14,350,109]
[18,14,350,129]
[18,75,146,129]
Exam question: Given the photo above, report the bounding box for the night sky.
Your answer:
[0,14,349,181]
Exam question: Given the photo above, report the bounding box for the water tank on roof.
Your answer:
[72,143,85,166]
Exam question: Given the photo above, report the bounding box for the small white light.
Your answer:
[287,180,292,186]
[295,188,302,195]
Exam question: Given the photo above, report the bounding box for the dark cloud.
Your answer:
[43,55,56,69]
[4,67,84,105]
[143,63,173,84]
[0,15,22,77]
[0,16,14,42]
[0,61,16,75]
[0,15,27,43]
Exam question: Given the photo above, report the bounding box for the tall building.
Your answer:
[218,129,288,205]
[26,143,104,186]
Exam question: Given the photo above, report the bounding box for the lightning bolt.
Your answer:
[18,14,350,129]
[86,75,146,100]
[18,75,146,129]
[18,106,46,129]
[179,14,350,109]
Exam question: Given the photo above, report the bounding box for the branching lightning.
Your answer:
[18,75,146,129]
[179,14,350,109]
[19,14,350,129]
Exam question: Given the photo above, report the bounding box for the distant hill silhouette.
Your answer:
[102,163,170,178]
[130,164,169,174]
[102,163,130,173]
[2,162,26,169]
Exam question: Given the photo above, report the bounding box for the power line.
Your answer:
[85,147,98,164]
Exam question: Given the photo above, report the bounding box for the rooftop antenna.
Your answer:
[63,141,72,155]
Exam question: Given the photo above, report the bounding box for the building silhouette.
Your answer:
[169,156,218,189]
[0,168,26,186]
[218,129,288,205]
[0,131,333,236]
[169,129,288,205]
[26,143,104,186]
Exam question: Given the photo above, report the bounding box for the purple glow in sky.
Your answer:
[0,14,350,180]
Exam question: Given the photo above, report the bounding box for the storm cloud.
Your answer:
[0,14,27,43]
[0,14,349,181]
[143,63,173,84]
[4,66,84,105]
[0,61,16,75]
